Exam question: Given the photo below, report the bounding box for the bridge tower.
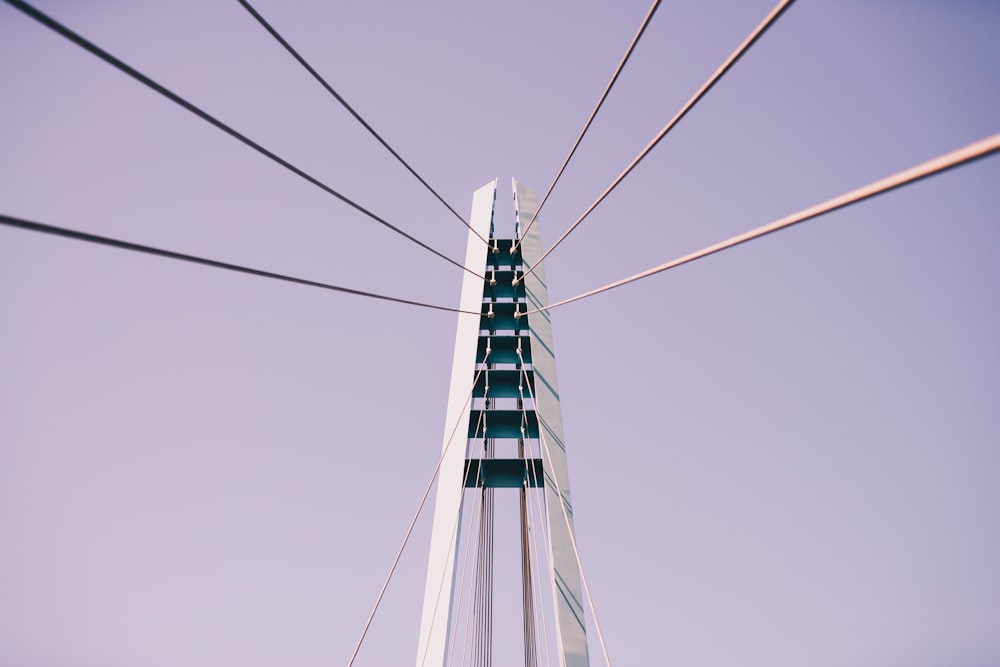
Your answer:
[416,179,590,666]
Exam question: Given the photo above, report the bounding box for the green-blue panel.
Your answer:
[473,369,534,398]
[481,270,525,300]
[464,458,545,488]
[480,301,522,331]
[485,238,517,259]
[467,409,538,438]
[477,335,532,364]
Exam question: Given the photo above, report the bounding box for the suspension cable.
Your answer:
[520,130,1000,317]
[420,406,485,667]
[347,357,489,666]
[0,214,478,315]
[520,383,552,667]
[3,0,481,278]
[516,0,795,285]
[520,477,537,667]
[517,386,550,664]
[514,0,662,252]
[525,456,553,667]
[447,452,485,666]
[517,355,613,666]
[478,432,496,666]
[419,425,481,667]
[235,0,486,246]
[472,448,494,667]
[516,400,538,667]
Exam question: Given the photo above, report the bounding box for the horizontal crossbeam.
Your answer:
[468,410,538,438]
[464,458,545,488]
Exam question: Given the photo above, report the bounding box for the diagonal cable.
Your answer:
[346,357,489,666]
[514,0,662,251]
[0,214,477,315]
[517,0,795,284]
[445,437,483,667]
[4,0,480,278]
[419,410,483,667]
[517,358,612,666]
[520,131,1000,316]
[236,0,487,246]
[518,381,553,666]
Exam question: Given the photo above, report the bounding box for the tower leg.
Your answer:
[416,181,496,667]
[515,179,591,667]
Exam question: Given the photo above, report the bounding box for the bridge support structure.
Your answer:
[416,179,590,667]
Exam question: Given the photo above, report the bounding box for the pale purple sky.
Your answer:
[2,1,999,665]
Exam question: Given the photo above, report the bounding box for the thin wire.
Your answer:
[472,455,495,666]
[4,0,481,278]
[472,485,486,667]
[518,366,552,665]
[514,0,662,251]
[523,461,552,667]
[525,423,553,667]
[526,460,553,667]
[516,402,537,667]
[518,356,612,667]
[461,373,492,667]
[0,214,478,315]
[480,437,496,667]
[420,407,485,667]
[521,130,1000,317]
[516,0,796,285]
[347,359,488,666]
[461,505,482,667]
[447,456,484,666]
[519,380,553,667]
[519,478,536,667]
[235,0,487,247]
[419,428,481,667]
[457,478,484,666]
[520,361,610,666]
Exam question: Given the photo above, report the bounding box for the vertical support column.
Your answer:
[514,179,591,667]
[416,180,496,667]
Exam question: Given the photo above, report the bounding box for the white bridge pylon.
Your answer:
[416,179,591,667]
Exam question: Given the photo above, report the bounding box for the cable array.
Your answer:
[236,0,486,245]
[514,0,662,251]
[347,360,490,666]
[521,131,1000,316]
[418,422,482,667]
[4,0,997,662]
[3,0,479,279]
[435,315,561,665]
[517,0,796,285]
[517,355,612,666]
[446,440,485,666]
[471,437,495,667]
[519,380,553,667]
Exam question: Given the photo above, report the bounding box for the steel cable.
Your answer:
[347,358,489,666]
[517,355,612,666]
[4,0,480,278]
[514,0,662,251]
[419,434,481,667]
[517,0,796,285]
[235,0,486,245]
[521,131,1000,317]
[0,214,477,315]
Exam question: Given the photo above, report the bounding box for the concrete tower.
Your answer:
[416,180,590,666]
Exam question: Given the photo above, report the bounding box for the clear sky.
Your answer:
[1,1,999,665]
